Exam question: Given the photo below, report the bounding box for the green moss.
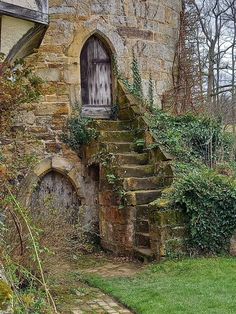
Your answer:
[0,280,12,310]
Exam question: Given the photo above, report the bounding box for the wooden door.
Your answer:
[31,171,80,223]
[81,36,112,119]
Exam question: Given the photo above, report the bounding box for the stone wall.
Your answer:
[33,0,181,108]
[1,0,181,258]
[12,0,181,163]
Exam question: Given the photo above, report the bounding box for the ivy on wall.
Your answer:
[168,168,236,255]
[148,109,236,255]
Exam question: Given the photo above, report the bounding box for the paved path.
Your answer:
[49,253,139,314]
[70,258,140,313]
[71,287,132,314]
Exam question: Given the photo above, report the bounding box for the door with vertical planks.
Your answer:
[80,35,112,119]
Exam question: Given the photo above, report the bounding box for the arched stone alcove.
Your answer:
[18,156,100,243]
[31,170,81,224]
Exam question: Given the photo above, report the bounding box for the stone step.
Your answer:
[93,120,131,131]
[136,220,150,233]
[126,189,162,205]
[102,142,133,153]
[134,247,154,263]
[124,176,171,191]
[81,107,111,119]
[115,153,149,165]
[118,105,135,120]
[135,232,151,247]
[100,131,134,142]
[136,205,150,220]
[118,165,154,178]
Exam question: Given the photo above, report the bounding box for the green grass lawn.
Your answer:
[84,257,236,314]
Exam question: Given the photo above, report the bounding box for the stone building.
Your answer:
[0,0,48,61]
[1,0,185,260]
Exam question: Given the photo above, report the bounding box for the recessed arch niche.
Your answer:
[18,157,100,247]
[31,170,81,223]
[80,34,113,119]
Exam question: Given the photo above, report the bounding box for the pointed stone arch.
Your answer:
[18,156,100,239]
[18,157,85,207]
[80,34,113,118]
[65,20,127,109]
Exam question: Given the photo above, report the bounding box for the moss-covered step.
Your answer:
[115,153,148,165]
[99,130,134,142]
[135,220,149,233]
[118,165,155,177]
[124,176,172,191]
[101,142,133,153]
[136,205,150,220]
[134,247,154,262]
[135,232,151,247]
[93,120,131,131]
[126,189,162,205]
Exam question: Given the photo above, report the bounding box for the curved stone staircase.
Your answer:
[95,119,172,261]
[83,82,186,262]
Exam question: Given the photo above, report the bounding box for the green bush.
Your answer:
[62,116,98,151]
[171,168,236,254]
[149,110,235,164]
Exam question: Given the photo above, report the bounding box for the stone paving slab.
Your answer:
[71,289,132,314]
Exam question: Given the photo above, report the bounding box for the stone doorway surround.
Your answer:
[18,156,84,207]
[18,156,100,239]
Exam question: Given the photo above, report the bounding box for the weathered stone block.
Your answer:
[51,156,74,174]
[100,206,127,224]
[45,141,62,153]
[36,68,61,82]
[34,102,70,116]
[33,157,52,177]
[149,209,186,227]
[118,27,153,40]
[99,190,120,206]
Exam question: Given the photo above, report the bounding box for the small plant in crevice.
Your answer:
[133,138,145,153]
[62,115,98,151]
[106,172,127,209]
[112,53,154,111]
[93,148,127,209]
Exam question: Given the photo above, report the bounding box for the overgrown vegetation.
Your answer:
[147,108,236,255]
[170,169,236,254]
[0,58,59,313]
[115,50,236,256]
[1,189,58,313]
[112,54,154,106]
[0,54,43,112]
[62,113,98,151]
[92,148,127,209]
[148,109,234,165]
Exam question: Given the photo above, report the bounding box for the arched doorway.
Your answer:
[31,171,80,223]
[80,35,112,119]
[30,171,81,252]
